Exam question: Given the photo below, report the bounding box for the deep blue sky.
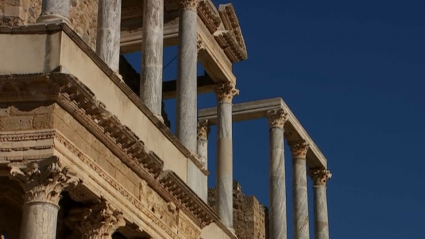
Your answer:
[125,0,425,238]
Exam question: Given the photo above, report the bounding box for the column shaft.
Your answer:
[140,0,164,117]
[310,169,331,239]
[197,120,209,202]
[216,101,233,229]
[291,142,310,239]
[269,127,287,239]
[176,2,198,152]
[20,202,59,239]
[38,0,71,23]
[96,0,122,72]
[314,185,329,239]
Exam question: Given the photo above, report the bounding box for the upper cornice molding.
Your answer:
[215,3,248,63]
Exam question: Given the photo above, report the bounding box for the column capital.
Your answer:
[309,169,332,186]
[266,109,288,129]
[179,0,199,10]
[214,82,239,103]
[9,159,80,205]
[197,120,210,140]
[289,140,310,159]
[68,198,126,238]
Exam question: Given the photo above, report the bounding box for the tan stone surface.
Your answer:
[208,182,267,239]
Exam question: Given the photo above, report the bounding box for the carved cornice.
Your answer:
[158,170,218,228]
[309,169,332,186]
[266,109,288,129]
[214,82,239,103]
[197,120,210,140]
[178,0,198,11]
[68,199,126,239]
[198,0,221,33]
[8,158,80,205]
[289,140,310,159]
[216,4,248,63]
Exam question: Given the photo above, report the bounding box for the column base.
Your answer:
[37,14,71,26]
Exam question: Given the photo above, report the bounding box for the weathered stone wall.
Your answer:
[0,0,98,49]
[208,181,268,239]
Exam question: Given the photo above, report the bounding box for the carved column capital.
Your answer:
[9,159,80,205]
[179,0,198,10]
[197,38,206,53]
[267,109,288,129]
[289,140,310,159]
[197,120,210,140]
[214,82,239,103]
[309,169,332,186]
[68,199,126,239]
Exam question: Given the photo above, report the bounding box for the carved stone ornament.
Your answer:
[197,120,210,140]
[267,109,288,129]
[67,198,126,239]
[197,37,206,52]
[214,82,239,103]
[289,140,310,159]
[178,0,198,10]
[8,158,80,205]
[309,169,332,186]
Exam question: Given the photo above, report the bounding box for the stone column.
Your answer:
[9,159,80,239]
[140,0,164,119]
[197,119,210,202]
[267,109,288,239]
[176,0,198,152]
[309,169,332,239]
[37,0,71,24]
[289,140,310,239]
[215,82,239,230]
[67,198,126,239]
[96,0,122,72]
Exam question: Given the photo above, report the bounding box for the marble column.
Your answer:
[215,82,239,230]
[37,0,71,24]
[289,140,310,239]
[267,109,288,239]
[8,160,80,239]
[67,198,126,239]
[197,119,210,202]
[140,0,164,119]
[176,0,198,152]
[309,169,332,239]
[96,0,122,72]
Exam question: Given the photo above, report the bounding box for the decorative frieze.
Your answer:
[198,0,222,33]
[214,82,239,103]
[309,169,332,186]
[8,158,80,204]
[289,140,310,159]
[266,109,288,129]
[216,4,248,63]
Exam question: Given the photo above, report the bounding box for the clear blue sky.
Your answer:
[125,0,425,238]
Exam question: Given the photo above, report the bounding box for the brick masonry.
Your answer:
[208,181,269,239]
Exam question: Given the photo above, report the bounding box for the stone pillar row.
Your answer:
[8,159,125,239]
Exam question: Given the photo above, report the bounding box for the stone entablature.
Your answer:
[0,73,218,227]
[0,24,208,176]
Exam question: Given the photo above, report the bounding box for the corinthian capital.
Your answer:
[9,158,80,205]
[289,140,310,159]
[214,82,239,103]
[309,169,332,186]
[179,0,198,10]
[68,198,126,239]
[267,109,288,129]
[197,120,210,140]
